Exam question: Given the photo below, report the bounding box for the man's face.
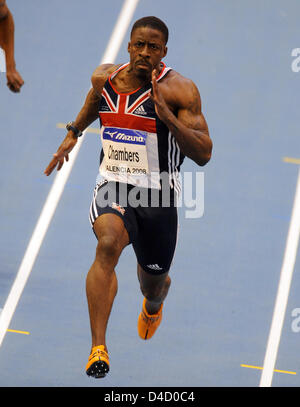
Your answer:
[128,26,167,78]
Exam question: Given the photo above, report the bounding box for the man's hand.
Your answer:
[149,68,212,166]
[44,132,78,176]
[6,67,24,92]
[44,83,104,177]
[149,69,172,123]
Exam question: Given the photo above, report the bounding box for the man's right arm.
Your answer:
[72,87,101,132]
[44,64,116,176]
[72,63,116,131]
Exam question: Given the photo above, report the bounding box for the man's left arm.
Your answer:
[151,70,212,166]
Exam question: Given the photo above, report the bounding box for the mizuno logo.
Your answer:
[106,130,117,138]
[104,130,145,143]
[147,264,163,271]
[116,133,144,142]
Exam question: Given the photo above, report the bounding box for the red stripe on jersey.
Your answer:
[99,112,156,133]
[127,92,150,114]
[118,95,127,114]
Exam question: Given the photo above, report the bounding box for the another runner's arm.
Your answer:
[0,0,8,19]
[0,0,24,92]
[151,71,212,166]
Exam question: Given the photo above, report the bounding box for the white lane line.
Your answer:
[0,0,140,347]
[260,167,300,387]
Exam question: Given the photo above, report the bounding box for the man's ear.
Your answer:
[163,46,168,58]
[127,41,131,53]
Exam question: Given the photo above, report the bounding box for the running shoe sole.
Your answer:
[86,345,109,378]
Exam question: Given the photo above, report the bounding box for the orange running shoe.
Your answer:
[86,345,109,378]
[138,298,163,340]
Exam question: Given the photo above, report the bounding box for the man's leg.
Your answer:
[86,213,129,352]
[137,264,171,314]
[137,264,171,340]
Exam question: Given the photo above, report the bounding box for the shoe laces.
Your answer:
[90,346,109,361]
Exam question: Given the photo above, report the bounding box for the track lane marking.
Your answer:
[241,364,296,375]
[260,168,300,386]
[7,329,30,335]
[283,157,300,165]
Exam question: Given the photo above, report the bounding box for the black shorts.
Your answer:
[89,180,178,275]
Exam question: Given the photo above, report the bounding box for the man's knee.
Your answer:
[96,234,122,261]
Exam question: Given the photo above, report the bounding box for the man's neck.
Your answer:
[111,65,149,93]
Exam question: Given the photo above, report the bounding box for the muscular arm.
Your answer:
[44,87,101,176]
[151,71,212,166]
[0,0,24,92]
[72,87,101,131]
[71,64,117,130]
[91,63,116,96]
[44,64,116,176]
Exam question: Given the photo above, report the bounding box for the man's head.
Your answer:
[130,16,169,45]
[128,16,169,78]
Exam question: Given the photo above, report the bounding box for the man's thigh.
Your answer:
[90,180,138,244]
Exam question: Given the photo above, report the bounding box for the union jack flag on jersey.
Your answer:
[98,62,184,193]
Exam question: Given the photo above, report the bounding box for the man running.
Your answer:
[0,0,24,92]
[44,16,212,379]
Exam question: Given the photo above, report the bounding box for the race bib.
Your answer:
[101,127,149,176]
